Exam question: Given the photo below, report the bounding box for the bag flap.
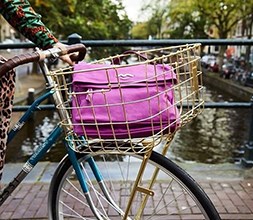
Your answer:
[73,62,177,87]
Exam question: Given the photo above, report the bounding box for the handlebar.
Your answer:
[0,44,86,77]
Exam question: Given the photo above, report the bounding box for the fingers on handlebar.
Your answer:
[65,44,86,62]
[54,43,86,65]
[58,44,86,65]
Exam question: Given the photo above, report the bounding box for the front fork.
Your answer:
[65,136,173,220]
[66,145,107,219]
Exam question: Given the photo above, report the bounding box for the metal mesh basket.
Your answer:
[48,43,204,154]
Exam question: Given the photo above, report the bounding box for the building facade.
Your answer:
[0,16,16,42]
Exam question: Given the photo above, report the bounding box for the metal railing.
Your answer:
[1,35,253,166]
[1,38,253,48]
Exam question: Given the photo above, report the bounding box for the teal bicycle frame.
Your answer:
[0,87,123,219]
[0,88,100,207]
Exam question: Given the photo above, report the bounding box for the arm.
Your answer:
[0,0,75,65]
[0,0,58,49]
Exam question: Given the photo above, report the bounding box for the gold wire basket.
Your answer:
[48,43,204,154]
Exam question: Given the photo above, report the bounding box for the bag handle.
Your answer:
[112,50,150,65]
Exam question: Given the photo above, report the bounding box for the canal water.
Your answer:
[169,83,251,164]
[6,83,251,164]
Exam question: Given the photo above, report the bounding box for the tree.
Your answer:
[194,0,248,38]
[29,0,132,58]
[167,0,208,39]
[131,22,150,39]
[146,8,167,38]
[193,0,253,66]
[30,0,131,39]
[139,0,170,39]
[167,0,253,67]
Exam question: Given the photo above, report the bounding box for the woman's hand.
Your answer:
[53,42,75,66]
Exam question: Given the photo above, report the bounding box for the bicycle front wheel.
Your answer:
[48,150,220,219]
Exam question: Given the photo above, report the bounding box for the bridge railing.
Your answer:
[1,35,253,166]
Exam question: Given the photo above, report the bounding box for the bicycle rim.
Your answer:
[48,151,220,219]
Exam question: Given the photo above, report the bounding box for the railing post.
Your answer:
[67,33,82,44]
[27,88,35,105]
[241,96,253,167]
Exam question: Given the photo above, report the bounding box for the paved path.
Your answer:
[1,162,253,219]
[1,179,253,219]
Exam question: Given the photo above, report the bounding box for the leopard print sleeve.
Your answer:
[0,0,58,49]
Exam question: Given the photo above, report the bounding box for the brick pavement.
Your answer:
[1,178,253,219]
[0,162,253,219]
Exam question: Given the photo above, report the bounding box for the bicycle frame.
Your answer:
[0,88,61,205]
[0,87,110,212]
[0,62,129,218]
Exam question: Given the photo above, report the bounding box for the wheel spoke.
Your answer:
[49,152,220,219]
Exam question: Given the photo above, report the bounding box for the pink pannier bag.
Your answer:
[72,62,179,139]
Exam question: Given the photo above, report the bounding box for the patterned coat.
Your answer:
[0,0,58,49]
[0,0,58,181]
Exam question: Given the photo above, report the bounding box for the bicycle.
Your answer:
[0,43,221,219]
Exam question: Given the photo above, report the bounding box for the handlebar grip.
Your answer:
[66,44,86,62]
[0,52,40,77]
[66,44,86,56]
[0,44,86,77]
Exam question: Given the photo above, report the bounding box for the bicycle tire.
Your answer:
[48,150,220,219]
